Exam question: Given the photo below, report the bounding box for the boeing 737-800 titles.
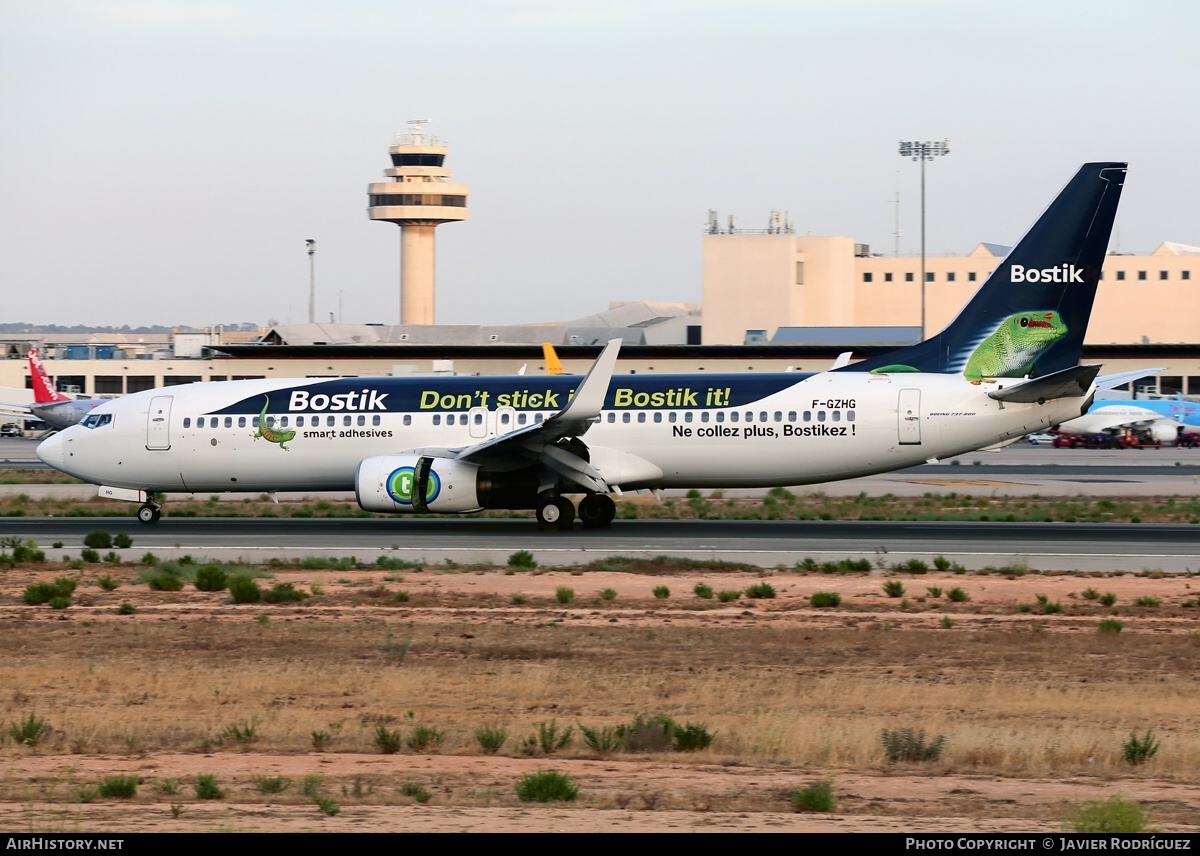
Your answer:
[39,163,1129,527]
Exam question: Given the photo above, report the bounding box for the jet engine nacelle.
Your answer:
[1149,421,1180,444]
[356,455,483,513]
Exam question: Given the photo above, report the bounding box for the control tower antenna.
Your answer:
[367,120,469,324]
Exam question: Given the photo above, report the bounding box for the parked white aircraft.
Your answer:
[39,162,1129,527]
[1056,394,1200,443]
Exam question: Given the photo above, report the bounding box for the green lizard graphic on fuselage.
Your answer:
[251,395,296,450]
[963,311,1067,382]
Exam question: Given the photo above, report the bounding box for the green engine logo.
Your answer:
[386,466,441,506]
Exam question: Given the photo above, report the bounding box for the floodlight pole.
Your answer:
[898,140,950,337]
[306,239,316,324]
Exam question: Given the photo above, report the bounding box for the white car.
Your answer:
[1026,432,1056,445]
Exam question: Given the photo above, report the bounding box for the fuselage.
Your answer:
[39,370,1087,495]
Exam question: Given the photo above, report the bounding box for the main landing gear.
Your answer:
[137,502,162,524]
[535,492,616,530]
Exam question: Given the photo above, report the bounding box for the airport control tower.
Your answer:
[367,120,469,325]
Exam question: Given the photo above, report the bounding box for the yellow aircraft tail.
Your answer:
[542,342,564,375]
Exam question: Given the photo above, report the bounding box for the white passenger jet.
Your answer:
[39,163,1129,527]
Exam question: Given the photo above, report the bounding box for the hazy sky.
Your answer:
[2,1,1197,329]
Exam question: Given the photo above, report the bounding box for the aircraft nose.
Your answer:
[37,433,65,469]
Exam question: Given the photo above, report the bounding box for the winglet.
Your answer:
[552,339,621,427]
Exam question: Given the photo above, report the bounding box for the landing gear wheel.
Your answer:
[579,494,616,528]
[535,494,576,530]
[137,503,161,524]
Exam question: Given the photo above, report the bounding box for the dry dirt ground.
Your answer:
[1,563,1199,833]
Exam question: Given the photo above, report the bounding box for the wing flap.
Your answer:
[988,365,1100,403]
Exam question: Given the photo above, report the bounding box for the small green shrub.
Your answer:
[507,550,537,570]
[84,530,113,549]
[598,588,617,601]
[374,725,403,754]
[253,775,290,795]
[147,571,184,592]
[527,719,573,754]
[1099,618,1124,634]
[652,585,670,599]
[80,548,100,563]
[883,580,906,598]
[117,602,136,615]
[810,591,841,608]
[194,566,228,592]
[311,730,332,751]
[1099,592,1117,607]
[745,581,776,599]
[218,722,257,745]
[1081,587,1100,600]
[95,775,137,798]
[313,795,340,816]
[8,713,50,747]
[946,587,969,603]
[1122,730,1159,765]
[716,589,741,603]
[193,774,224,800]
[616,714,675,753]
[475,725,508,754]
[1133,595,1160,607]
[791,778,835,812]
[693,583,713,599]
[579,724,622,754]
[515,769,578,803]
[113,532,133,549]
[672,722,713,751]
[406,724,444,752]
[48,596,71,610]
[229,575,262,604]
[940,616,954,629]
[400,782,431,804]
[1067,794,1150,833]
[263,582,308,603]
[554,586,574,604]
[927,586,943,598]
[881,727,945,762]
[97,575,120,592]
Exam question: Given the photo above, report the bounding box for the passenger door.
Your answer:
[897,388,921,445]
[146,395,173,450]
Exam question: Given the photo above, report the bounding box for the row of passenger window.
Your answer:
[183,414,386,429]
[604,409,855,424]
[182,410,855,429]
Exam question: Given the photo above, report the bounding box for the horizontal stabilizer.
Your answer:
[1095,367,1163,392]
[987,365,1100,403]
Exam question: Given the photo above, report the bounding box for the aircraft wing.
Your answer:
[0,402,34,419]
[1095,367,1163,392]
[1057,406,1174,436]
[397,339,622,493]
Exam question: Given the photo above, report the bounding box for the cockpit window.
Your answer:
[81,414,113,429]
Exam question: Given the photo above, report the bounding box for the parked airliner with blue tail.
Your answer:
[39,163,1130,527]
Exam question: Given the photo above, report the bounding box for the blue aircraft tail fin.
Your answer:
[840,162,1127,380]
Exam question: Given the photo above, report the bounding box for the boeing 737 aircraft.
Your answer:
[0,349,105,431]
[39,162,1128,527]
[1056,394,1200,442]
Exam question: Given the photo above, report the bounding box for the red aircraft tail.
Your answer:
[28,349,70,404]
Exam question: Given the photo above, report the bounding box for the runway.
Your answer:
[2,516,1197,573]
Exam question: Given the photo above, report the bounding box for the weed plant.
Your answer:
[1099,618,1124,634]
[881,727,946,762]
[1123,731,1159,765]
[883,580,906,598]
[374,725,403,754]
[693,583,713,599]
[1067,795,1150,833]
[652,585,670,598]
[745,581,776,598]
[97,775,137,799]
[475,726,508,754]
[791,779,835,812]
[810,591,841,607]
[617,714,675,753]
[580,724,622,754]
[507,550,537,570]
[515,769,578,803]
[554,586,574,604]
[9,712,50,747]
[406,724,444,751]
[401,782,431,803]
[193,774,224,800]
